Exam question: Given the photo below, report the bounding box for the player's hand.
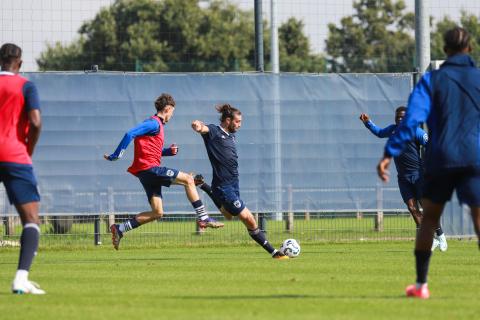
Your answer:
[170,144,178,155]
[377,156,391,182]
[359,113,370,123]
[191,120,204,132]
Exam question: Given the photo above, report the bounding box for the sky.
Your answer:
[1,0,479,71]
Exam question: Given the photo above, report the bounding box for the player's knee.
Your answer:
[184,174,195,186]
[152,210,163,219]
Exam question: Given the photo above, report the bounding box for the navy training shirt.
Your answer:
[202,124,239,186]
[365,120,428,177]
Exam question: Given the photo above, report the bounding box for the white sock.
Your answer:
[14,270,29,283]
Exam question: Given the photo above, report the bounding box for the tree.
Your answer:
[37,0,325,73]
[326,0,415,73]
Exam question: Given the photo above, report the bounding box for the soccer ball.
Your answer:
[280,239,301,258]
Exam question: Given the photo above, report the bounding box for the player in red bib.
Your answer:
[0,43,45,294]
[104,93,223,250]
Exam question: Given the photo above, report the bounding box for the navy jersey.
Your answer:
[365,120,428,177]
[202,124,239,186]
[385,54,480,174]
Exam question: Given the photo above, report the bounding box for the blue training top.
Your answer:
[385,54,480,175]
[201,124,239,186]
[107,117,173,161]
[365,120,427,177]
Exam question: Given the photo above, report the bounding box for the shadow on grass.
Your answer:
[168,294,412,300]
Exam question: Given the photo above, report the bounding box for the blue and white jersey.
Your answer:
[385,54,480,174]
[202,124,239,186]
[364,120,427,177]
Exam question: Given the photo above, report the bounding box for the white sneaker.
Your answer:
[12,280,46,295]
[431,237,439,251]
[437,233,448,252]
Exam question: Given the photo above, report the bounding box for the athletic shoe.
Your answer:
[437,233,448,252]
[272,250,290,260]
[110,224,123,250]
[405,284,430,299]
[431,237,439,252]
[197,217,224,229]
[12,280,46,295]
[193,174,205,187]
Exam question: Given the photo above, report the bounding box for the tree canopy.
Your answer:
[37,0,325,72]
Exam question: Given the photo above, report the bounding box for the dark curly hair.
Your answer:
[216,104,241,122]
[0,43,22,68]
[154,93,176,111]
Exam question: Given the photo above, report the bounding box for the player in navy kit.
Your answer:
[360,107,447,251]
[192,104,288,259]
[378,27,480,299]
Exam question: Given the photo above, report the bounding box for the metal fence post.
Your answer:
[259,213,266,233]
[375,183,384,232]
[94,215,101,245]
[286,184,294,233]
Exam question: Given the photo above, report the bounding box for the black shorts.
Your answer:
[136,166,179,200]
[423,168,480,206]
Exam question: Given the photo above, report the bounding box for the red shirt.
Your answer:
[128,116,165,175]
[0,73,31,164]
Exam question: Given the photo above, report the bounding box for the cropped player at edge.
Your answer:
[191,104,288,259]
[359,107,447,252]
[377,27,480,299]
[0,43,45,294]
[104,93,223,250]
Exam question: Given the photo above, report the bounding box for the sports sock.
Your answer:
[435,227,444,236]
[17,223,40,273]
[118,218,140,233]
[248,228,275,254]
[199,183,223,209]
[414,250,432,285]
[192,200,208,221]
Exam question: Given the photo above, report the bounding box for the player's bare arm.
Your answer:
[27,109,42,156]
[191,120,209,134]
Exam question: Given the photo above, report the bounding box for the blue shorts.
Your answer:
[212,181,246,216]
[136,167,179,200]
[0,162,40,205]
[397,175,423,203]
[423,168,480,206]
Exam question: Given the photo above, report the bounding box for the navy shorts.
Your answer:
[0,162,40,205]
[397,175,423,203]
[136,166,179,200]
[423,168,480,206]
[212,181,246,216]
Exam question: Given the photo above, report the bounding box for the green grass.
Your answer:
[1,241,480,319]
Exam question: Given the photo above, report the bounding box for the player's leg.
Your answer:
[405,198,422,227]
[111,196,164,250]
[405,199,444,299]
[2,164,45,294]
[173,171,223,228]
[193,174,223,209]
[470,207,480,249]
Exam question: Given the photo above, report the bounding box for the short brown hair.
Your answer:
[155,93,175,111]
[0,43,22,67]
[444,27,471,53]
[216,104,241,122]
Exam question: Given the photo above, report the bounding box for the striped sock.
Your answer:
[192,200,208,221]
[119,218,140,233]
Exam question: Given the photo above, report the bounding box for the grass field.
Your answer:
[1,240,480,320]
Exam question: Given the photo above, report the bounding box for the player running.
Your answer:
[104,93,223,250]
[360,108,447,251]
[0,43,45,294]
[191,104,288,259]
[377,27,480,299]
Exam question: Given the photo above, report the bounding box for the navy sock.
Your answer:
[414,250,432,284]
[192,199,208,221]
[435,227,443,236]
[18,223,40,271]
[200,183,223,209]
[248,228,275,254]
[119,218,140,233]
